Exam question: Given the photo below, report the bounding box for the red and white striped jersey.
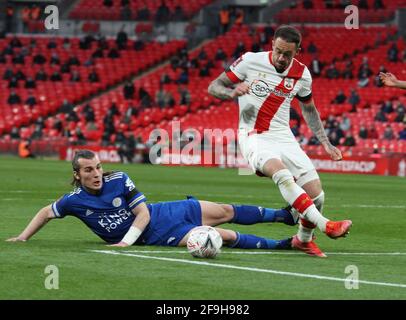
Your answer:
[226,51,312,138]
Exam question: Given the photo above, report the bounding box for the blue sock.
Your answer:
[231,205,264,225]
[232,205,292,224]
[228,233,292,250]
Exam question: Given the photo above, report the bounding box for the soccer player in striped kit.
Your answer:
[208,25,352,257]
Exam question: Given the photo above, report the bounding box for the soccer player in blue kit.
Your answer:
[7,150,298,251]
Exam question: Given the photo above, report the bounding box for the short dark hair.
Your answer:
[274,25,302,48]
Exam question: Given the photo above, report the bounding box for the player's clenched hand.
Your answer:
[379,72,398,87]
[6,237,26,242]
[108,241,130,247]
[231,83,250,98]
[323,143,342,161]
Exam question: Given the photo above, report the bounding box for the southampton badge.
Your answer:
[112,197,122,207]
[284,78,294,90]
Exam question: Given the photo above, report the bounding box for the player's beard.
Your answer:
[275,63,287,73]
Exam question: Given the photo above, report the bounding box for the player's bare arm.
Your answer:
[379,72,406,90]
[299,99,342,161]
[109,202,150,247]
[208,72,250,100]
[6,204,55,242]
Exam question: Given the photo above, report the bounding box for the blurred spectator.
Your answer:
[12,53,25,65]
[234,8,244,26]
[332,90,346,104]
[160,73,172,84]
[108,47,120,58]
[233,41,246,59]
[103,0,113,7]
[357,69,370,87]
[16,69,26,80]
[47,38,57,49]
[53,119,63,133]
[155,1,171,24]
[339,113,351,131]
[25,93,37,107]
[324,0,334,8]
[50,70,62,81]
[156,86,169,108]
[35,69,48,81]
[123,104,139,123]
[74,127,86,145]
[137,4,151,20]
[178,85,191,106]
[120,4,132,20]
[177,68,189,84]
[374,66,387,87]
[358,0,368,9]
[31,124,43,140]
[60,99,74,114]
[70,70,81,82]
[399,124,406,140]
[10,36,22,48]
[381,101,394,114]
[375,109,388,122]
[383,125,394,140]
[303,0,314,9]
[116,28,128,49]
[310,55,323,77]
[25,77,36,89]
[133,36,145,51]
[60,62,70,73]
[374,0,384,9]
[63,38,71,50]
[343,132,356,146]
[3,67,13,80]
[18,139,35,158]
[8,76,18,88]
[83,104,95,122]
[219,6,230,34]
[50,52,60,65]
[307,41,318,54]
[215,48,227,61]
[348,89,360,111]
[123,81,135,99]
[395,103,406,122]
[173,5,185,20]
[10,126,20,139]
[358,125,368,139]
[33,53,46,65]
[387,43,399,62]
[328,130,340,146]
[0,54,6,64]
[92,47,104,59]
[7,91,21,104]
[68,55,80,66]
[88,69,100,82]
[67,109,79,122]
[307,135,320,145]
[5,6,14,33]
[139,87,152,108]
[326,63,340,79]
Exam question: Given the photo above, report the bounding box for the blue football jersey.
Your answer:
[51,171,146,243]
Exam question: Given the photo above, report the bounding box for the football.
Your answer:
[186,226,223,258]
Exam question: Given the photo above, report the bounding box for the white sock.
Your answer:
[302,205,329,232]
[297,222,314,242]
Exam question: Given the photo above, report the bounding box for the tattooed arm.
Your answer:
[299,99,343,161]
[208,72,250,100]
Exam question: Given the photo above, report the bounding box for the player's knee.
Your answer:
[220,204,234,222]
[312,191,325,213]
[272,169,294,187]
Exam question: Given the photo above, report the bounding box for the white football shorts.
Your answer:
[238,130,319,186]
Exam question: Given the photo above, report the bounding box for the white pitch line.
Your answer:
[117,249,406,256]
[91,250,406,289]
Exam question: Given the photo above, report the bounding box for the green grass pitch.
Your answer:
[1,156,406,300]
